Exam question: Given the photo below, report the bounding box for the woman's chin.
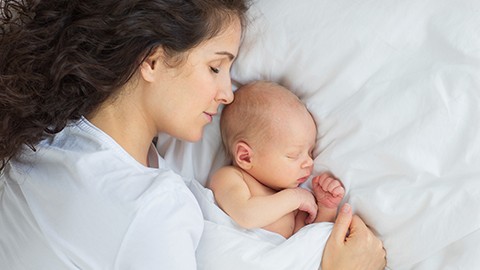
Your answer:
[179,130,204,142]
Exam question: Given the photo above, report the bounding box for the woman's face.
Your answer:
[146,18,242,142]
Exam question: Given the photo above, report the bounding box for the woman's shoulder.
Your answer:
[9,118,193,205]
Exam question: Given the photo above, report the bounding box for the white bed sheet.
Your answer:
[157,0,480,269]
[188,179,333,270]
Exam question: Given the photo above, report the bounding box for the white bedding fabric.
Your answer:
[157,0,480,269]
[188,179,333,270]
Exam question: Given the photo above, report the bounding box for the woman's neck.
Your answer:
[87,93,156,167]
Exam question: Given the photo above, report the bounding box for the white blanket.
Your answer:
[189,179,333,270]
[157,0,480,269]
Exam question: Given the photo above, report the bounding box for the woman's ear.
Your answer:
[234,141,253,170]
[139,47,164,83]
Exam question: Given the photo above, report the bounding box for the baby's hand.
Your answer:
[294,187,318,224]
[312,173,345,209]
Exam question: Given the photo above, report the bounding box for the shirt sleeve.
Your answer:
[113,186,203,270]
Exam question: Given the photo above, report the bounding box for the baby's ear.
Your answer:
[235,141,253,170]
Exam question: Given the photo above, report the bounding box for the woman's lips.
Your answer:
[203,112,216,122]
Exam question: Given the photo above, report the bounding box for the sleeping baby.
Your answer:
[209,80,345,239]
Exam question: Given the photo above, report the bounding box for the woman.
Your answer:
[0,0,385,269]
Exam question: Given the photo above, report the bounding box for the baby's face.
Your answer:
[249,107,317,190]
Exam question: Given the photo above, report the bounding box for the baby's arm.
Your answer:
[209,166,318,229]
[312,173,345,223]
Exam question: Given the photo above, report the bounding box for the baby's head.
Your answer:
[220,81,317,190]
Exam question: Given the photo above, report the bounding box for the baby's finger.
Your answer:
[319,176,333,190]
[315,173,329,186]
[305,205,318,224]
[327,179,341,193]
[312,175,322,187]
[332,185,345,197]
[305,213,315,224]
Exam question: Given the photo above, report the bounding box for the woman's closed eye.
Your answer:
[210,66,220,74]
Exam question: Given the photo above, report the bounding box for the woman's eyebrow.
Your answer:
[215,51,235,61]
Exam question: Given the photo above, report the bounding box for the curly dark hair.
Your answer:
[0,0,250,170]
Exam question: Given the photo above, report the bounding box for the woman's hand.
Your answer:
[321,204,386,270]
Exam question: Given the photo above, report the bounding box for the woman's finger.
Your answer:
[330,203,353,244]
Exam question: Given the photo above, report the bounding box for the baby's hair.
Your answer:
[220,81,306,162]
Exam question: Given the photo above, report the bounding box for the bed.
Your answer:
[157,0,480,269]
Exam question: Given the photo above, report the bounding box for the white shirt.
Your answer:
[0,117,203,269]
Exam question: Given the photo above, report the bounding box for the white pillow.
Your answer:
[158,0,480,268]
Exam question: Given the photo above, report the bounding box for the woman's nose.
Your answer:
[215,77,234,104]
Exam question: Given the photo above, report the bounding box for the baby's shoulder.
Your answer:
[209,166,244,188]
[213,165,243,176]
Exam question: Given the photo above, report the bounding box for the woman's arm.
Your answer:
[321,204,387,270]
